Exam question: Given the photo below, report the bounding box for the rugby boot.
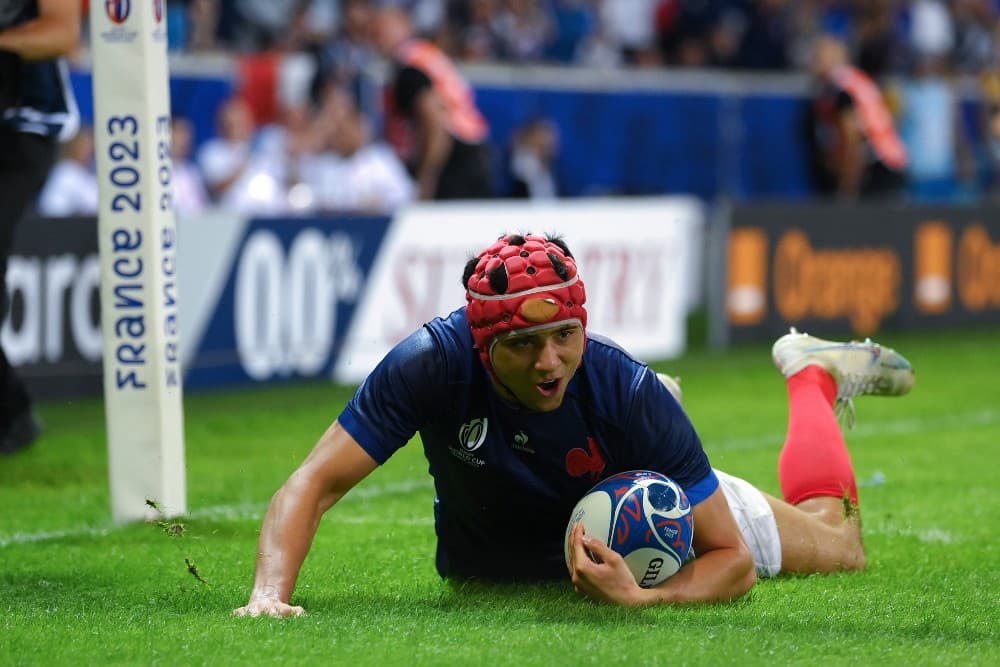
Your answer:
[772,327,915,427]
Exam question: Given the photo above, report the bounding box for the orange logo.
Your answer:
[914,222,953,314]
[726,228,768,325]
[957,224,1000,311]
[773,229,900,334]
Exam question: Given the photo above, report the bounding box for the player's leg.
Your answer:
[0,129,56,454]
[767,329,914,574]
[763,490,865,573]
[714,467,863,577]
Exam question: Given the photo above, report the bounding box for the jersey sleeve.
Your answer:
[624,367,719,506]
[394,65,433,116]
[337,325,451,464]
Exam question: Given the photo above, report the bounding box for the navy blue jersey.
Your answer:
[0,0,79,140]
[339,307,718,580]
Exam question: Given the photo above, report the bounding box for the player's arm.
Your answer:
[644,486,756,604]
[835,107,864,199]
[233,420,378,618]
[411,87,453,200]
[569,487,756,607]
[0,0,81,60]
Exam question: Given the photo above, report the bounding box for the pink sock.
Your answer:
[778,365,859,506]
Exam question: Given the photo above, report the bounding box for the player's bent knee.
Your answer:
[740,563,759,595]
[843,547,866,572]
[824,543,866,573]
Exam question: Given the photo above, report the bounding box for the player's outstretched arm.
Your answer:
[0,0,81,60]
[569,487,756,607]
[233,420,378,618]
[412,88,452,200]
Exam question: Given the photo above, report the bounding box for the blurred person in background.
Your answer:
[543,0,597,64]
[254,56,327,213]
[186,0,221,51]
[197,95,289,215]
[656,0,736,69]
[217,0,332,53]
[907,0,953,72]
[575,16,624,68]
[310,0,376,106]
[36,125,97,217]
[304,86,414,214]
[398,0,448,38]
[165,0,204,52]
[735,0,792,70]
[979,43,1000,199]
[446,0,503,62]
[897,54,976,202]
[0,0,80,454]
[492,0,552,63]
[198,95,256,203]
[508,116,559,199]
[601,0,659,65]
[373,6,494,200]
[951,0,998,75]
[170,115,210,217]
[803,34,908,200]
[852,0,908,80]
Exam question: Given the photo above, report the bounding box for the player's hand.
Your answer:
[567,522,651,607]
[232,597,305,618]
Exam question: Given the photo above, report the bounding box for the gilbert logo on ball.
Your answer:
[564,471,694,588]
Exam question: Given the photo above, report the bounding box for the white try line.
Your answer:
[866,525,958,544]
[0,479,435,549]
[2,408,997,549]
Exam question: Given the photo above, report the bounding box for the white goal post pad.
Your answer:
[90,1,186,522]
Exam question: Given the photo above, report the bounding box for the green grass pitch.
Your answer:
[1,326,997,666]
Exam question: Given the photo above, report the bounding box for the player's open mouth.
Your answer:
[536,378,560,396]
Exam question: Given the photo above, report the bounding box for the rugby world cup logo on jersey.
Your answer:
[452,418,488,468]
[459,418,487,451]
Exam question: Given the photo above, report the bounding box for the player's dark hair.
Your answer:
[548,253,568,280]
[545,234,573,259]
[487,263,509,294]
[461,256,479,288]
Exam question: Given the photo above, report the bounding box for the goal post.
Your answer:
[89,0,186,522]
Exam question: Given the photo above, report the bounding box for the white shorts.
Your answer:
[714,469,782,578]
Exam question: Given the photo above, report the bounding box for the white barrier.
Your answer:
[9,199,703,399]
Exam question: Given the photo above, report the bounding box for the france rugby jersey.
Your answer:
[339,308,718,580]
[0,0,79,140]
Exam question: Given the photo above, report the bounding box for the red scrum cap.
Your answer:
[465,233,587,376]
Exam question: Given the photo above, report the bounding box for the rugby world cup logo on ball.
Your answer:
[564,471,694,588]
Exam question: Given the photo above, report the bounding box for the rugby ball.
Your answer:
[564,470,694,588]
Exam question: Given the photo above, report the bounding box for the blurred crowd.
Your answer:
[42,1,1000,218]
[165,0,1000,77]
